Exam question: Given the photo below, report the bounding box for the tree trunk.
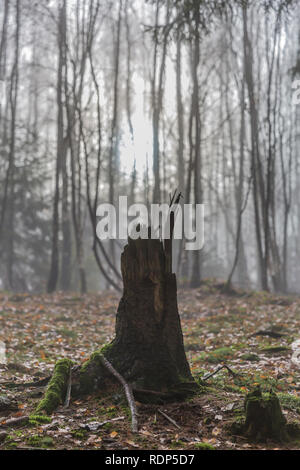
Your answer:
[47,1,67,293]
[76,236,198,401]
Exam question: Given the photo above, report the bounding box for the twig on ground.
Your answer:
[0,415,29,427]
[99,354,138,433]
[249,330,285,339]
[80,416,125,431]
[157,409,181,429]
[202,364,239,381]
[0,376,51,389]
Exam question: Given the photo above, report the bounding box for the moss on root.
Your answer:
[35,359,72,415]
[74,343,199,403]
[76,343,128,396]
[77,348,108,395]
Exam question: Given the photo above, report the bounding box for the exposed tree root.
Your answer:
[35,359,73,415]
[35,353,139,432]
[34,347,199,433]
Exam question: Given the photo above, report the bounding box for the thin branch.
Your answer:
[99,354,138,433]
[157,409,181,429]
[202,364,239,381]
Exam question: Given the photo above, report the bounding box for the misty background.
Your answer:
[0,0,300,294]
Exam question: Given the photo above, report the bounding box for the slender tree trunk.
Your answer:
[243,3,268,290]
[176,33,184,192]
[5,0,20,289]
[152,0,170,203]
[190,3,202,288]
[47,1,67,293]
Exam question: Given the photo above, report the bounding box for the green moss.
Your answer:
[57,328,77,339]
[241,353,260,362]
[78,344,122,395]
[71,429,88,440]
[79,350,105,394]
[35,358,72,415]
[81,350,101,372]
[100,343,114,356]
[103,422,112,430]
[206,347,235,364]
[5,441,18,449]
[29,415,52,425]
[27,435,54,448]
[106,406,118,417]
[278,393,300,413]
[194,442,215,450]
[170,439,185,448]
[81,345,112,373]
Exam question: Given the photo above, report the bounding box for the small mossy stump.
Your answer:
[243,387,288,442]
[35,359,72,415]
[77,236,198,401]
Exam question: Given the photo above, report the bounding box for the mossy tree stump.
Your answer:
[77,236,197,400]
[243,387,288,442]
[37,235,198,413]
[109,237,196,393]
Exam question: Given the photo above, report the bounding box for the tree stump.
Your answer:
[77,236,198,401]
[36,235,198,415]
[243,387,288,441]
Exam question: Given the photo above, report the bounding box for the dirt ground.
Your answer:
[1,280,300,450]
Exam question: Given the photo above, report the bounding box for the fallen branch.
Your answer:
[99,354,138,433]
[0,376,51,389]
[80,416,125,432]
[202,364,239,381]
[0,415,29,427]
[249,330,285,339]
[157,409,181,429]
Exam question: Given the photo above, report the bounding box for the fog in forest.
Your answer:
[1,0,300,295]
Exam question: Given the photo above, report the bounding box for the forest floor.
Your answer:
[1,280,300,450]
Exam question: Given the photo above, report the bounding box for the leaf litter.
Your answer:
[0,282,300,449]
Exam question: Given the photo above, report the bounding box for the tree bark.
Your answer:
[75,236,198,401]
[47,1,67,293]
